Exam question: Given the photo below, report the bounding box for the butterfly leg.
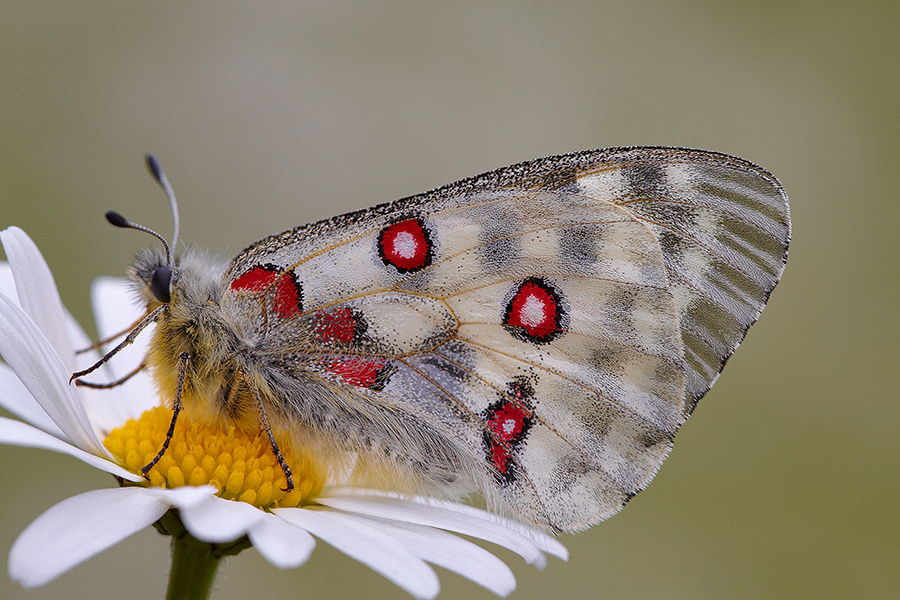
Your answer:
[243,373,295,493]
[141,351,188,476]
[75,313,147,353]
[73,361,146,389]
[69,304,167,383]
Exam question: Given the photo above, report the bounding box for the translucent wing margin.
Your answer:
[532,147,791,414]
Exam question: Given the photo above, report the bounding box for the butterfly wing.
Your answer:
[220,147,790,532]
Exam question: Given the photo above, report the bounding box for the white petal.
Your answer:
[0,292,106,455]
[63,308,98,372]
[144,484,220,508]
[424,497,570,562]
[0,227,75,371]
[336,512,517,597]
[73,383,144,439]
[8,487,171,588]
[178,495,266,543]
[317,491,565,567]
[0,362,65,438]
[248,512,316,569]
[0,416,141,481]
[0,263,17,300]
[274,506,439,600]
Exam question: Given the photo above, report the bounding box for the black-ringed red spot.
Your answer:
[482,379,536,485]
[231,264,303,320]
[378,217,433,272]
[503,277,565,344]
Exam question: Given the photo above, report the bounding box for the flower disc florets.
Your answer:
[104,406,324,509]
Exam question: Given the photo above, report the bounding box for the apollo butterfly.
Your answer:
[74,146,790,533]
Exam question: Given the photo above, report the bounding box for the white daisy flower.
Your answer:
[0,226,567,599]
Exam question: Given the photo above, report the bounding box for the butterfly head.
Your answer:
[124,243,225,315]
[127,244,175,307]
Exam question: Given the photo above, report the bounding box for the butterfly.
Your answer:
[75,146,790,533]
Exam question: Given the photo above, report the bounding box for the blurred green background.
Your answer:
[1,2,897,599]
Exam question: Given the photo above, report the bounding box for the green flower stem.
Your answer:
[155,509,253,600]
[166,534,222,600]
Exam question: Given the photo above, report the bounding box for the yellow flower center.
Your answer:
[104,406,324,509]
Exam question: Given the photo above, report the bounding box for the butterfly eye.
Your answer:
[150,266,173,303]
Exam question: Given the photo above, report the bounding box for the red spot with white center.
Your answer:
[314,307,358,344]
[482,380,535,483]
[231,265,303,319]
[488,403,531,444]
[378,218,432,272]
[503,278,563,343]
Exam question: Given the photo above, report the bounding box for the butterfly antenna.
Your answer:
[105,210,173,266]
[104,154,182,267]
[145,153,181,253]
